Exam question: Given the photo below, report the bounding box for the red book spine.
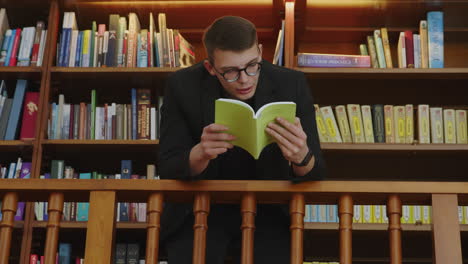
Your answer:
[9,28,22,66]
[404,30,415,68]
[20,92,40,140]
[29,254,38,264]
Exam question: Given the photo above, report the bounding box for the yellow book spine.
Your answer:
[314,104,329,143]
[422,206,431,224]
[372,205,383,223]
[363,205,372,223]
[335,105,353,143]
[456,110,467,144]
[384,105,394,143]
[394,106,406,143]
[405,104,414,144]
[444,109,456,144]
[361,105,375,143]
[380,28,393,68]
[418,105,431,143]
[347,104,365,143]
[419,20,429,68]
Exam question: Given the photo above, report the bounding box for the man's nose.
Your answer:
[237,70,249,83]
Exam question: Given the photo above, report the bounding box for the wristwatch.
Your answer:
[292,148,313,167]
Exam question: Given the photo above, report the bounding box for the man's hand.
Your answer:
[189,124,235,176]
[265,117,309,165]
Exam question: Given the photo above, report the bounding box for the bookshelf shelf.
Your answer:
[32,221,147,229]
[42,139,159,146]
[305,222,468,232]
[321,143,468,152]
[296,67,468,80]
[0,67,42,80]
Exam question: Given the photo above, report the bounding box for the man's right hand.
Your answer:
[189,124,236,176]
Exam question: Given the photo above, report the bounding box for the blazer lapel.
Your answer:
[200,74,222,127]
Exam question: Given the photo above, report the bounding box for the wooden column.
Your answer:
[145,193,164,264]
[44,193,64,264]
[387,195,402,264]
[84,191,116,264]
[284,0,295,68]
[432,194,462,264]
[240,192,256,264]
[193,192,210,264]
[339,194,353,264]
[0,192,18,264]
[290,193,305,264]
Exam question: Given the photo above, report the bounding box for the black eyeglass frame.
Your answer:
[212,61,263,83]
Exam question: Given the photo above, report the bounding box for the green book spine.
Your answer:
[371,104,385,143]
[90,21,96,67]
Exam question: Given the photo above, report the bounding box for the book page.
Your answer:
[256,102,296,158]
[215,99,256,157]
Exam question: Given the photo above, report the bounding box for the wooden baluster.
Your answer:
[44,193,64,264]
[192,192,210,264]
[432,194,462,264]
[290,193,305,264]
[387,195,402,264]
[145,193,164,264]
[240,192,256,264]
[0,192,18,264]
[84,191,116,263]
[339,194,353,264]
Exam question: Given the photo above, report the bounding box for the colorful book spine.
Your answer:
[373,29,386,68]
[427,11,444,68]
[320,106,342,142]
[372,104,385,143]
[418,105,431,144]
[443,109,456,144]
[419,20,429,68]
[404,30,414,68]
[314,104,329,143]
[366,35,379,68]
[384,105,394,143]
[456,110,467,144]
[380,28,393,68]
[430,107,444,143]
[334,105,352,143]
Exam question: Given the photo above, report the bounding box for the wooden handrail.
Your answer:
[193,192,210,264]
[146,193,164,264]
[387,195,402,264]
[2,179,468,205]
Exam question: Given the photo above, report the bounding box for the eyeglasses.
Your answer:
[213,61,262,83]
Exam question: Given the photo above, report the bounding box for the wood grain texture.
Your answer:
[241,193,256,264]
[145,193,164,264]
[339,194,353,264]
[387,195,402,264]
[290,193,304,264]
[84,191,116,264]
[193,193,210,264]
[44,193,64,264]
[432,194,463,264]
[0,193,18,264]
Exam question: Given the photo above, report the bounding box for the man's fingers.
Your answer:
[201,131,236,142]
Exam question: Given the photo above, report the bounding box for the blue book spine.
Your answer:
[51,103,57,139]
[153,32,160,67]
[75,31,83,67]
[76,172,91,221]
[428,11,444,68]
[63,28,72,67]
[58,243,72,264]
[310,205,319,222]
[5,29,16,67]
[0,31,11,65]
[119,202,129,221]
[131,88,137,139]
[373,30,386,68]
[121,160,132,179]
[5,80,27,140]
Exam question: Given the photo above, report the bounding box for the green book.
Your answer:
[215,98,296,159]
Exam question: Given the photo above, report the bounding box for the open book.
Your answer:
[215,98,296,159]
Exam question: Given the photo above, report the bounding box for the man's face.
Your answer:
[204,44,262,101]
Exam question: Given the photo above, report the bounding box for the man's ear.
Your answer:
[203,60,216,76]
[258,43,263,59]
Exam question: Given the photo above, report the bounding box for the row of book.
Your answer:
[361,11,444,69]
[34,160,157,222]
[0,79,39,140]
[272,20,285,66]
[31,243,169,264]
[297,11,444,68]
[48,89,163,140]
[314,104,467,144]
[0,9,48,67]
[58,12,195,68]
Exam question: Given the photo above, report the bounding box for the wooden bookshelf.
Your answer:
[0,0,467,263]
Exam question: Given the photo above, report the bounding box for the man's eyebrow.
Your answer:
[220,58,258,71]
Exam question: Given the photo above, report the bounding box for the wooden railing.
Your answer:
[0,179,467,264]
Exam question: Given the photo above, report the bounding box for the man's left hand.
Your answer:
[265,117,309,164]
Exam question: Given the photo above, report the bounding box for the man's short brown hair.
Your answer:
[203,16,258,62]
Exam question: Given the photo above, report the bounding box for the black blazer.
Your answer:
[158,60,326,242]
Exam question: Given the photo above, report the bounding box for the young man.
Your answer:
[159,16,325,263]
